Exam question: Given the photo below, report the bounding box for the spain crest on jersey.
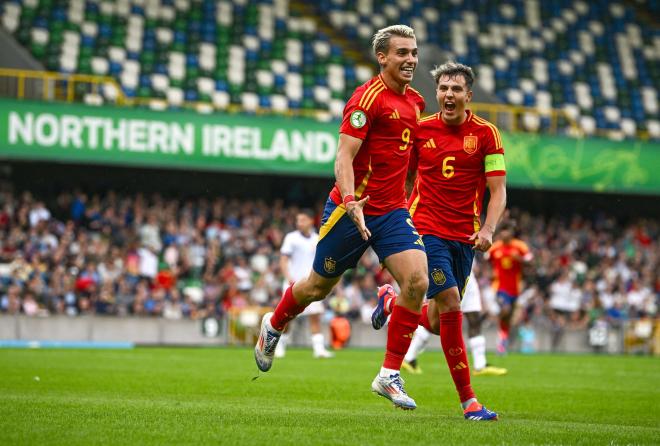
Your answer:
[431,268,446,286]
[324,257,336,274]
[463,135,478,154]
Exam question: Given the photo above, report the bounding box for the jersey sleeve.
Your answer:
[339,86,379,140]
[482,122,506,177]
[280,233,294,256]
[409,135,421,173]
[515,240,533,259]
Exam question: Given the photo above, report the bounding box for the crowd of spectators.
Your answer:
[0,189,657,348]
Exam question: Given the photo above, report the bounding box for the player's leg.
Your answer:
[274,324,289,358]
[402,326,431,374]
[373,287,439,334]
[464,311,486,371]
[255,272,340,372]
[462,276,507,376]
[496,291,515,354]
[306,304,333,358]
[255,199,366,372]
[426,237,497,420]
[370,209,428,410]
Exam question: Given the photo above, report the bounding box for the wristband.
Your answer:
[343,194,355,205]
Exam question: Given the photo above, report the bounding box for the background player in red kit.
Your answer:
[486,221,533,353]
[255,25,429,411]
[373,62,506,420]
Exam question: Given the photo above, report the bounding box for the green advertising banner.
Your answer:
[1,98,659,195]
[0,98,337,177]
[503,133,660,195]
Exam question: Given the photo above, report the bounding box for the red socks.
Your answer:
[386,295,439,336]
[383,305,421,370]
[440,311,476,403]
[419,303,439,334]
[499,319,510,340]
[270,285,307,331]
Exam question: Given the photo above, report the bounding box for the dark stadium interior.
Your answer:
[4,160,657,222]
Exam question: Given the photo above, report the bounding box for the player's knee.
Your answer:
[411,272,429,298]
[435,291,461,313]
[466,313,481,336]
[306,282,332,302]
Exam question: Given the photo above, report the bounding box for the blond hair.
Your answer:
[372,25,415,55]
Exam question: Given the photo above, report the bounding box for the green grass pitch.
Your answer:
[1,347,658,445]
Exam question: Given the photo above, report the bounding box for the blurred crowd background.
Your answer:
[1,187,656,352]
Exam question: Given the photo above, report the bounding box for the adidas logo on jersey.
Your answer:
[422,139,436,149]
[389,109,400,119]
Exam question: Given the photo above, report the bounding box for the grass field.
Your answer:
[1,347,658,445]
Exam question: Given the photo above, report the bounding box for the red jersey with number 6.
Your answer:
[329,74,425,216]
[408,110,505,242]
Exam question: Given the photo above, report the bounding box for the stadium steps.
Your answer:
[289,0,366,64]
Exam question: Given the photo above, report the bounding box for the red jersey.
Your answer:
[488,239,531,296]
[329,74,425,215]
[408,110,505,242]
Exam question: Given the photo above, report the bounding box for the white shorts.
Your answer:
[460,272,482,314]
[281,282,325,316]
[302,300,325,315]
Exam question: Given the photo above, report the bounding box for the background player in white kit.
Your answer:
[275,209,333,359]
[401,266,507,376]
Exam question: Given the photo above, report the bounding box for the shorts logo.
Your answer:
[448,347,463,356]
[323,257,336,274]
[431,268,446,286]
[463,135,478,154]
[350,110,367,128]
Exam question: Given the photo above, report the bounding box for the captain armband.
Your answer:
[484,153,506,173]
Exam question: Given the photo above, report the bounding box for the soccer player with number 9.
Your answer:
[255,25,430,411]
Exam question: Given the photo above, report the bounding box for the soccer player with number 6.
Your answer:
[372,62,507,420]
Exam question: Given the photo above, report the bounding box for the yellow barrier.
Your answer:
[0,69,649,139]
[0,67,126,105]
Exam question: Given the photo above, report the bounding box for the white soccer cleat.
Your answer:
[313,349,335,359]
[371,373,417,410]
[254,312,282,372]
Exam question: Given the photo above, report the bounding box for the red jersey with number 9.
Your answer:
[408,110,506,243]
[329,74,425,215]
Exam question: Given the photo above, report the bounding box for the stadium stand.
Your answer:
[315,0,660,139]
[2,0,657,137]
[0,187,656,349]
[0,2,657,353]
[0,0,374,119]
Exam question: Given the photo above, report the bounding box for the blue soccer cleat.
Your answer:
[463,401,498,421]
[372,284,395,330]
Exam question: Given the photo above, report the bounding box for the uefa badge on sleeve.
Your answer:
[350,110,367,129]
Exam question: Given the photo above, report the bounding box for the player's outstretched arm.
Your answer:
[470,175,506,251]
[335,133,371,240]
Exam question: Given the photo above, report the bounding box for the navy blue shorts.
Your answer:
[313,198,425,278]
[497,290,517,307]
[423,235,474,299]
